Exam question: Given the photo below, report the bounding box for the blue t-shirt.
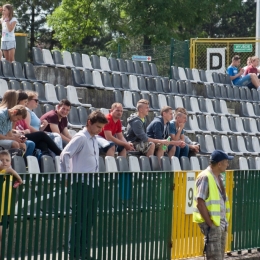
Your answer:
[227,65,240,85]
[169,120,184,135]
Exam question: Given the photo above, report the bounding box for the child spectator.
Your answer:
[244,56,260,76]
[0,150,22,258]
[0,4,17,62]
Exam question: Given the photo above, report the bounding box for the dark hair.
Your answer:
[232,55,240,61]
[210,160,218,166]
[160,106,172,116]
[58,99,71,108]
[0,150,10,158]
[3,4,14,20]
[10,105,27,119]
[87,110,108,125]
[17,90,28,104]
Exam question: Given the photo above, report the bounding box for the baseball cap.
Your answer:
[210,150,234,163]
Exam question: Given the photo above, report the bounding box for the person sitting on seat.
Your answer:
[242,56,252,76]
[244,56,260,77]
[227,55,260,90]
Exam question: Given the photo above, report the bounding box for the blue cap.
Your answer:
[210,150,234,163]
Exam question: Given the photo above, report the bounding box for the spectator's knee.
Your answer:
[11,141,19,149]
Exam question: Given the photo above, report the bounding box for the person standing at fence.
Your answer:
[227,55,260,90]
[0,4,17,62]
[193,150,233,260]
[60,110,108,258]
[0,150,22,259]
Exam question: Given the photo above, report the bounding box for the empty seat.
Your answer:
[154,78,165,93]
[149,155,161,171]
[150,93,160,111]
[196,134,211,154]
[100,56,111,72]
[122,91,136,110]
[81,54,94,70]
[66,85,91,107]
[92,71,108,90]
[42,49,66,68]
[114,90,135,110]
[12,155,27,173]
[161,78,170,93]
[171,156,181,171]
[205,70,214,84]
[213,135,225,152]
[62,51,75,68]
[40,155,56,173]
[146,77,157,92]
[132,92,141,107]
[12,61,29,81]
[117,59,129,74]
[150,63,159,77]
[197,115,213,134]
[192,69,203,83]
[129,75,141,92]
[9,80,21,90]
[255,157,260,170]
[229,135,250,155]
[34,82,48,104]
[68,106,84,129]
[71,68,93,88]
[247,118,260,136]
[178,67,188,81]
[116,156,130,171]
[182,96,196,115]
[158,94,168,109]
[142,62,152,76]
[237,135,257,155]
[33,47,54,67]
[205,84,215,99]
[205,115,223,134]
[108,57,120,72]
[129,156,141,172]
[185,115,203,134]
[168,79,180,95]
[99,157,106,172]
[133,61,143,75]
[21,81,33,91]
[71,52,84,70]
[220,135,240,155]
[241,102,257,117]
[27,156,40,173]
[190,157,201,170]
[161,156,171,171]
[244,136,260,154]
[45,83,59,104]
[24,62,47,83]
[0,79,9,97]
[199,156,209,169]
[185,81,197,97]
[204,99,217,115]
[91,55,102,71]
[55,84,67,101]
[239,157,249,170]
[137,76,149,92]
[180,157,191,170]
[55,156,61,173]
[43,104,54,113]
[248,157,256,169]
[77,106,89,125]
[2,60,16,80]
[111,73,123,90]
[204,135,215,153]
[139,156,152,171]
[53,50,70,68]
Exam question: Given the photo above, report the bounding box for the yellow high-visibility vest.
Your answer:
[193,170,230,226]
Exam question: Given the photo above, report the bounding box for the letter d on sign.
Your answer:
[207,48,226,73]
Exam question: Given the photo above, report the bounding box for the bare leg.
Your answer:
[8,49,15,62]
[118,148,127,157]
[3,50,8,61]
[168,145,176,158]
[146,142,155,157]
[249,73,260,88]
[155,145,165,161]
[106,145,115,156]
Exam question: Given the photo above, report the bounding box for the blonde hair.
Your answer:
[111,102,122,110]
[26,91,38,101]
[174,107,187,117]
[137,99,149,110]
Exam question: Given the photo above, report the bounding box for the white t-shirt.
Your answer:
[1,17,17,42]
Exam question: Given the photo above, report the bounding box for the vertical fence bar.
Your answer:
[92,174,99,260]
[117,44,121,58]
[131,172,138,260]
[107,173,113,259]
[127,173,133,260]
[102,174,109,258]
[112,173,118,260]
[97,173,104,260]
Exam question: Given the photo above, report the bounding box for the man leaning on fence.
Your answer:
[193,150,232,260]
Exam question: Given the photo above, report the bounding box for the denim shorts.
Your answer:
[235,74,252,87]
[1,41,16,50]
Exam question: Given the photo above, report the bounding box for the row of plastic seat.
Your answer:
[239,157,260,170]
[114,89,236,117]
[33,47,161,78]
[197,134,260,156]
[186,114,260,136]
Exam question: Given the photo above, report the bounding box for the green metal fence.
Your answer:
[231,170,260,252]
[1,171,173,259]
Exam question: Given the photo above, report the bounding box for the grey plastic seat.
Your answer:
[205,70,215,84]
[213,135,225,152]
[91,55,102,70]
[105,156,118,172]
[21,81,33,91]
[177,80,187,96]
[205,115,224,134]
[180,157,192,170]
[66,85,91,107]
[137,76,149,92]
[229,135,250,155]
[235,117,251,135]
[24,62,48,83]
[132,92,141,107]
[171,156,181,171]
[169,79,180,95]
[178,67,188,81]
[190,97,204,115]
[204,135,215,153]
[244,136,259,154]
[117,59,130,74]
[111,73,123,90]
[149,155,161,171]
[62,51,75,68]
[146,77,157,92]
[183,115,201,134]
[185,80,197,97]
[68,106,84,129]
[114,90,135,110]
[161,78,170,93]
[116,156,130,171]
[129,75,141,92]
[53,50,71,68]
[81,54,94,71]
[226,86,237,101]
[220,135,240,155]
[133,61,143,75]
[123,91,136,110]
[233,87,241,101]
[139,156,152,171]
[185,68,194,81]
[212,72,225,86]
[55,84,67,101]
[154,78,165,93]
[0,79,9,97]
[241,102,256,118]
[212,100,228,117]
[213,84,223,100]
[196,134,211,154]
[12,155,27,173]
[45,83,59,105]
[213,116,230,134]
[40,155,56,173]
[99,157,106,172]
[42,49,66,68]
[171,66,180,81]
[2,60,16,80]
[205,84,215,99]
[190,157,201,170]
[227,116,241,135]
[92,70,112,90]
[108,57,120,73]
[9,80,21,90]
[150,63,160,77]
[252,136,260,154]
[70,52,84,70]
[12,61,29,81]
[150,93,160,111]
[239,88,247,102]
[192,68,203,83]
[161,156,171,171]
[34,82,48,104]
[125,60,137,74]
[128,156,141,172]
[182,96,196,115]
[33,47,54,67]
[121,74,131,90]
[252,89,260,102]
[158,94,168,109]
[83,70,96,88]
[71,68,95,89]
[247,118,260,136]
[199,156,209,169]
[142,62,152,76]
[100,56,111,72]
[239,157,249,170]
[166,95,175,110]
[197,115,213,134]
[77,106,89,125]
[33,104,43,118]
[255,157,260,170]
[43,104,54,113]
[248,157,256,169]
[219,116,237,134]
[102,72,115,90]
[199,70,208,83]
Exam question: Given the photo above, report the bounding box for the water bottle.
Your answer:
[162,136,171,151]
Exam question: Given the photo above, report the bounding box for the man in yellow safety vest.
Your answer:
[193,150,233,260]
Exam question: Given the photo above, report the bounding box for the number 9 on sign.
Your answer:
[185,172,195,214]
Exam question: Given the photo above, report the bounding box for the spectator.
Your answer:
[185,135,200,157]
[98,103,134,157]
[244,56,260,76]
[169,107,189,158]
[243,56,252,76]
[125,99,169,157]
[146,106,176,159]
[40,99,72,148]
[25,91,63,150]
[0,149,22,259]
[15,91,61,158]
[227,55,260,90]
[0,4,17,62]
[0,105,27,151]
[193,150,232,260]
[60,110,108,258]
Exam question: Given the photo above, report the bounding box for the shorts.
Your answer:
[133,141,153,154]
[1,41,16,50]
[235,74,252,87]
[99,142,125,154]
[0,140,13,149]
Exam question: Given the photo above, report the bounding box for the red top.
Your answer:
[40,110,68,133]
[15,120,29,131]
[244,65,258,75]
[99,113,122,139]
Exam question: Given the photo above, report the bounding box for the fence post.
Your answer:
[169,38,174,79]
[184,40,190,68]
[117,44,121,58]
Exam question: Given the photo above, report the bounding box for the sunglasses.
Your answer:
[32,99,39,103]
